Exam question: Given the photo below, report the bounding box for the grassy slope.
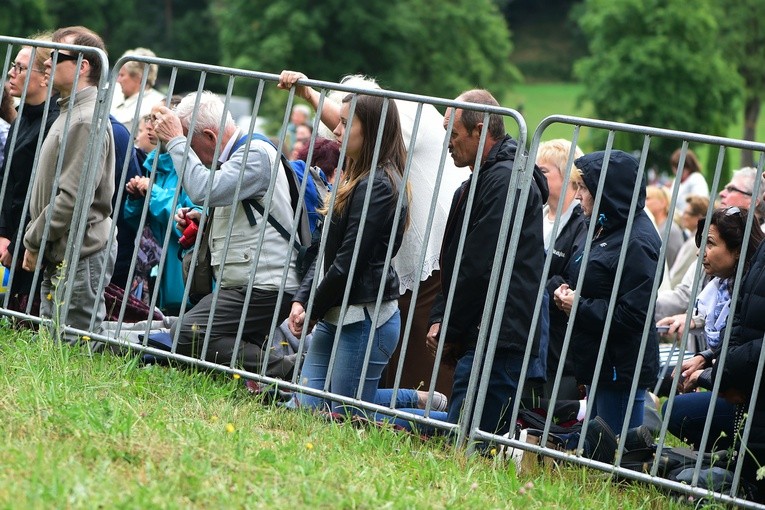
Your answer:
[0,327,690,509]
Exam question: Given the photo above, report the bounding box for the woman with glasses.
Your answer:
[658,207,764,452]
[553,150,662,435]
[0,35,59,314]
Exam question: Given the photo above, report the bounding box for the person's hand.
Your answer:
[657,313,688,336]
[678,369,702,393]
[0,249,12,269]
[175,208,201,232]
[288,301,307,337]
[277,70,313,102]
[426,322,441,356]
[21,249,38,272]
[553,284,575,315]
[126,176,150,197]
[0,236,10,267]
[676,354,707,380]
[151,105,183,143]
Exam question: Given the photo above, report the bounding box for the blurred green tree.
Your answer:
[719,0,765,167]
[574,0,742,173]
[212,0,519,125]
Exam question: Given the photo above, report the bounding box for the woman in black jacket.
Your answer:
[288,93,415,414]
[0,40,59,314]
[554,150,661,434]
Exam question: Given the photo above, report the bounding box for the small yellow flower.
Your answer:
[490,448,497,456]
[191,323,198,332]
[233,374,241,380]
[211,415,219,422]
[225,423,235,433]
[306,442,314,450]
[81,335,91,342]
[46,293,52,301]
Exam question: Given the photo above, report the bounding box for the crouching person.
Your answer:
[152,91,303,378]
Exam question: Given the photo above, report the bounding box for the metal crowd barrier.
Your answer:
[480,115,765,508]
[2,34,765,508]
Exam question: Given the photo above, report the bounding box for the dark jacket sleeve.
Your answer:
[297,176,395,319]
[718,338,764,396]
[442,172,518,344]
[546,213,588,313]
[576,235,660,334]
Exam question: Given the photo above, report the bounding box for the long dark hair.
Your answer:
[327,94,407,218]
[696,207,765,273]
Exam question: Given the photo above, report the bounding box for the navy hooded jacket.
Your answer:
[568,150,661,389]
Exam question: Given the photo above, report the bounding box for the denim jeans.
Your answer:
[295,309,418,414]
[662,391,735,451]
[589,385,646,434]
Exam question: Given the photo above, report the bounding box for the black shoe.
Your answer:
[584,416,618,463]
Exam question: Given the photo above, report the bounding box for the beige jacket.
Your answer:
[24,86,115,264]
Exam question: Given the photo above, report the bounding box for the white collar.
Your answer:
[217,127,242,165]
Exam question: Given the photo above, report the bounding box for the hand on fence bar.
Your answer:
[277,70,312,102]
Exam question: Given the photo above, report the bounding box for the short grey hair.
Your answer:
[733,167,765,196]
[119,47,159,88]
[292,104,311,117]
[174,91,235,136]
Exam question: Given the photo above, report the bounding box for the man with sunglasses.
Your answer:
[22,26,116,345]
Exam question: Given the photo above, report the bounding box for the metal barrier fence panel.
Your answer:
[475,114,765,508]
[3,34,765,508]
[0,37,534,440]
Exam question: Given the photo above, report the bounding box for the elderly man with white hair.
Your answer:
[151,91,304,378]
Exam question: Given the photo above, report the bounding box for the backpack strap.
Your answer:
[231,134,311,248]
[241,198,304,255]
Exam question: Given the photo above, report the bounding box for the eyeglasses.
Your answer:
[723,184,752,196]
[725,206,742,216]
[7,62,44,74]
[53,52,81,64]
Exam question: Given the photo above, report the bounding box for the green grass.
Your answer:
[0,325,709,509]
[503,83,592,145]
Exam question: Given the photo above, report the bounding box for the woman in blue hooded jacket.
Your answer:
[554,150,661,434]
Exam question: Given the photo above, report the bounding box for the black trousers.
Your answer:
[171,286,294,378]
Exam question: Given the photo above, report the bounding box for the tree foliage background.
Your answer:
[0,0,760,168]
[573,0,743,168]
[0,0,519,120]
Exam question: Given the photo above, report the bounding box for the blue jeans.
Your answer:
[662,391,735,451]
[589,385,646,434]
[295,309,418,414]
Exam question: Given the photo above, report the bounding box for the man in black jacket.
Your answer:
[426,89,548,439]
